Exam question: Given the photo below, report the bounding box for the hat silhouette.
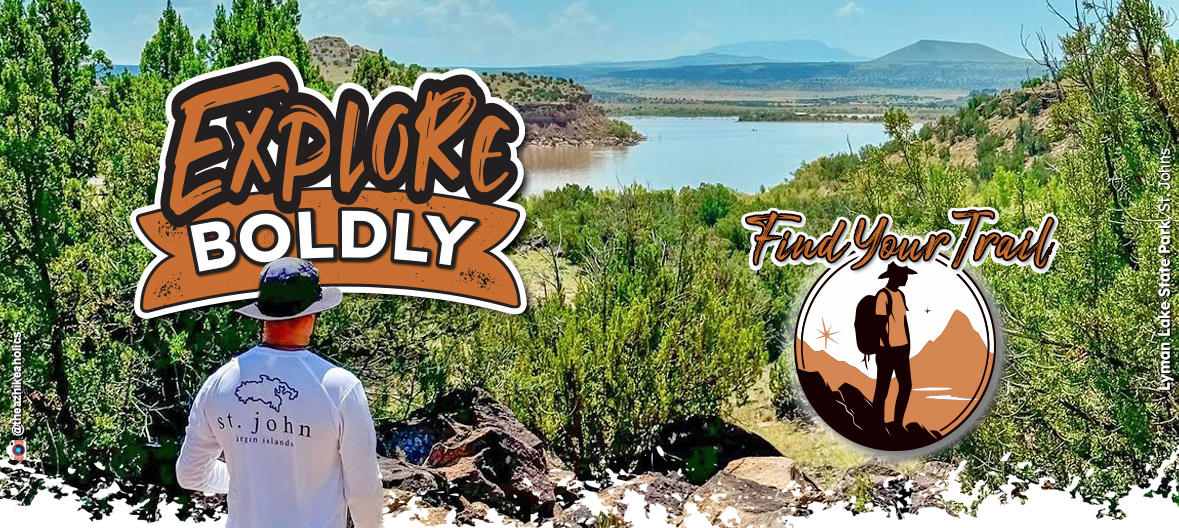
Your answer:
[878,262,918,279]
[236,258,342,320]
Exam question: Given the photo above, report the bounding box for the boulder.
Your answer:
[376,388,557,520]
[597,472,697,519]
[678,457,821,527]
[836,458,958,518]
[721,457,819,492]
[548,468,583,505]
[552,504,598,528]
[683,474,809,527]
[379,425,436,465]
[406,507,453,526]
[908,461,957,513]
[377,456,446,499]
[454,498,492,525]
[840,458,901,488]
[633,416,782,484]
[553,472,697,527]
[383,488,420,518]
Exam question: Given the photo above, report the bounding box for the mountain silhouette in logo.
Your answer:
[235,375,299,412]
[796,310,991,450]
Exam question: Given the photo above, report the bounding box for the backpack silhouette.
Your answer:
[854,289,891,365]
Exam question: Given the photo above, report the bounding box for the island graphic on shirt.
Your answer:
[235,374,300,412]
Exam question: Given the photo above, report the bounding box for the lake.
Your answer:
[520,116,887,195]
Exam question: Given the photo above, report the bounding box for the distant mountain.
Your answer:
[574,52,775,71]
[701,40,865,63]
[589,61,1042,93]
[873,40,1031,63]
[656,52,775,67]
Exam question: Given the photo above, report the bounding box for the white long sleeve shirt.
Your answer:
[176,345,383,528]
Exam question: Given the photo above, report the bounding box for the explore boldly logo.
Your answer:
[131,57,527,318]
[744,209,1058,454]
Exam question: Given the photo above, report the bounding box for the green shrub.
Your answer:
[457,208,769,475]
[955,106,987,138]
[1021,76,1045,89]
[975,132,1006,179]
[607,118,637,140]
[684,183,738,227]
[917,123,935,141]
[1016,118,1050,156]
[848,473,875,514]
[769,354,805,419]
[1026,93,1043,116]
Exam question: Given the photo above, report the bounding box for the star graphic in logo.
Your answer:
[816,318,840,349]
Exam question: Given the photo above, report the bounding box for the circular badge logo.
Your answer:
[795,256,1001,454]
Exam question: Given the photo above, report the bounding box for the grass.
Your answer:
[726,365,935,490]
[511,248,579,303]
[726,365,869,488]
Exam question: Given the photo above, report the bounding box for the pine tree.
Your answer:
[140,0,201,83]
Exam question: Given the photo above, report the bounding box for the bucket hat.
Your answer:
[235,257,342,321]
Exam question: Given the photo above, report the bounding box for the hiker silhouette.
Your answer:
[853,262,917,429]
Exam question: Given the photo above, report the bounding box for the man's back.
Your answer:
[176,346,383,528]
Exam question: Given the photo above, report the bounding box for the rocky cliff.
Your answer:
[308,36,373,81]
[308,36,643,147]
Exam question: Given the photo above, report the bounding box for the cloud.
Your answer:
[358,0,515,27]
[836,2,864,18]
[298,0,618,66]
[549,2,606,36]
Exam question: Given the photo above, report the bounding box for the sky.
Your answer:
[86,0,1179,67]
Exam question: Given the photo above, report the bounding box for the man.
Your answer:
[176,258,382,528]
[872,262,916,429]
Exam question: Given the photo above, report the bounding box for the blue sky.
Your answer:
[85,0,1179,67]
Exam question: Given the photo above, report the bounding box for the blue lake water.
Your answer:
[520,116,887,194]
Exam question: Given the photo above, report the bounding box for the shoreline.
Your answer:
[609,113,887,123]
